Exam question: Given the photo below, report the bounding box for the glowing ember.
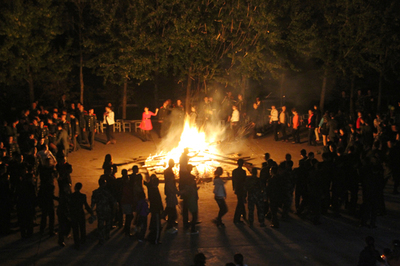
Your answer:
[144,118,223,178]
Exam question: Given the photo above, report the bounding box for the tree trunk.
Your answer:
[280,73,285,107]
[80,52,84,104]
[154,74,159,109]
[349,76,355,116]
[185,67,192,114]
[122,77,127,119]
[27,65,34,104]
[241,75,248,98]
[319,68,328,113]
[378,72,383,112]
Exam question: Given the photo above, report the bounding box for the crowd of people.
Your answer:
[1,89,400,265]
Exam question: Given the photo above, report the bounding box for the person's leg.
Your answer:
[190,211,198,232]
[40,208,48,233]
[48,207,55,234]
[182,198,189,228]
[247,198,255,226]
[314,127,320,141]
[124,213,133,235]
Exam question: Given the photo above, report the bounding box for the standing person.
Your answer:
[145,174,163,244]
[164,159,179,233]
[270,106,279,141]
[246,168,266,227]
[55,123,69,161]
[16,170,36,239]
[357,236,384,266]
[232,159,247,224]
[76,104,87,146]
[69,114,80,151]
[91,178,116,245]
[291,108,300,144]
[314,105,321,143]
[120,169,134,237]
[268,166,280,228]
[213,167,227,227]
[84,108,97,150]
[186,165,199,234]
[228,105,240,141]
[249,103,263,138]
[179,148,190,229]
[319,113,330,147]
[279,106,290,142]
[294,149,308,214]
[157,101,171,138]
[38,174,57,236]
[102,154,116,176]
[307,109,316,146]
[69,182,92,250]
[103,106,116,145]
[139,107,159,142]
[57,157,72,198]
[135,191,149,242]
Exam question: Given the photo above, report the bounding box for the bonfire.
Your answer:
[143,117,249,179]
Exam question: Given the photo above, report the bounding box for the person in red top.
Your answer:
[356,111,363,133]
[139,107,159,141]
[291,108,300,144]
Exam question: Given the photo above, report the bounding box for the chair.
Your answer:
[97,121,105,133]
[114,120,122,132]
[121,120,131,132]
[133,120,142,132]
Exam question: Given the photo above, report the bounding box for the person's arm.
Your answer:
[83,195,93,214]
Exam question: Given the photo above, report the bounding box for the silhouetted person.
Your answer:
[145,174,163,244]
[91,178,116,245]
[232,159,247,224]
[357,236,383,266]
[69,182,92,250]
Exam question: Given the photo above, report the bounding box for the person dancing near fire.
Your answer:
[139,107,159,141]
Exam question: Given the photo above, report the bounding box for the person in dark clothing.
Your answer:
[85,108,97,150]
[157,101,171,138]
[260,153,273,218]
[135,191,149,242]
[246,168,265,227]
[55,123,69,161]
[69,182,92,250]
[38,175,58,236]
[232,159,247,224]
[91,178,116,245]
[213,167,227,227]
[120,169,135,236]
[294,149,308,214]
[145,174,164,243]
[344,146,360,215]
[268,166,280,228]
[331,147,347,217]
[357,236,383,266]
[179,164,199,234]
[16,170,36,239]
[164,159,179,233]
[57,189,71,247]
[0,163,12,236]
[307,109,316,146]
[102,154,117,176]
[360,157,382,228]
[56,157,72,198]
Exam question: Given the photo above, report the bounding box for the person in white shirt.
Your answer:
[269,105,279,141]
[229,105,240,140]
[103,106,116,145]
[37,144,57,166]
